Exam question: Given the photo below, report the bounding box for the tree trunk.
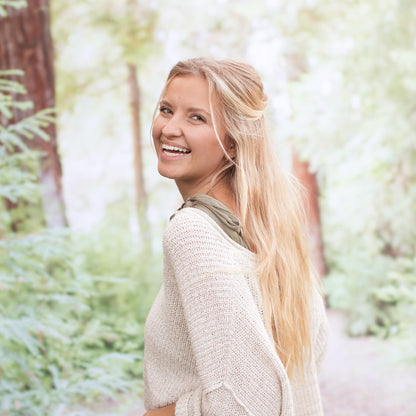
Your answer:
[127,64,148,236]
[0,0,67,227]
[292,148,327,278]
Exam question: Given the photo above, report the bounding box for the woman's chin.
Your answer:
[157,165,178,180]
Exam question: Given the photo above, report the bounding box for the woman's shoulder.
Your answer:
[164,206,254,257]
[165,206,229,242]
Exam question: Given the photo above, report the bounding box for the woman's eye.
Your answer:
[159,106,172,115]
[191,114,205,122]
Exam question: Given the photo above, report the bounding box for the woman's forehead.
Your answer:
[163,75,222,112]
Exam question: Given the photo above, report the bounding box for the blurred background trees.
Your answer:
[92,0,158,238]
[1,0,415,413]
[0,0,67,229]
[285,0,416,346]
[1,1,157,414]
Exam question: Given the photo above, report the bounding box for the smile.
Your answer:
[161,143,191,155]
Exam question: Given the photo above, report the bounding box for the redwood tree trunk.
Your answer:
[0,0,68,227]
[128,64,146,208]
[292,148,327,278]
[127,63,148,236]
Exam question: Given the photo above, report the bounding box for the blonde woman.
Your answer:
[143,58,328,416]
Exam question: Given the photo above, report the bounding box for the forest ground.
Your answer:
[102,309,416,416]
[320,309,416,416]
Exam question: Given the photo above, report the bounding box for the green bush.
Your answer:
[325,250,416,359]
[0,226,161,415]
[0,69,162,414]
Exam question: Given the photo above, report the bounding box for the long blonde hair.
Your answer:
[162,57,315,378]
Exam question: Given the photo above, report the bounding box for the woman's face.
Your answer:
[152,75,229,198]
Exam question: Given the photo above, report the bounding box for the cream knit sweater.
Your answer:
[143,207,328,416]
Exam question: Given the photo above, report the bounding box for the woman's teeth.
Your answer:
[162,144,191,155]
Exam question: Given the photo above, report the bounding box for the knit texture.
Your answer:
[143,207,328,416]
[172,194,251,251]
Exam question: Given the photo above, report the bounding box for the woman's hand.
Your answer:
[144,403,175,416]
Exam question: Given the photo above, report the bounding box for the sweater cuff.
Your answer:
[175,387,202,416]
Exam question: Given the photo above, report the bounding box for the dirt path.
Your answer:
[320,309,416,416]
[121,309,416,416]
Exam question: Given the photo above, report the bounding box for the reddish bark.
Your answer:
[292,148,327,278]
[128,63,146,211]
[128,63,150,246]
[0,0,67,227]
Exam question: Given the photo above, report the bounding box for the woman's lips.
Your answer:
[160,143,191,160]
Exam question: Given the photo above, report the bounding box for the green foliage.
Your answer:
[72,210,162,354]
[285,0,416,358]
[372,257,416,339]
[324,253,416,352]
[0,70,51,232]
[92,0,158,66]
[0,0,27,17]
[1,74,161,414]
[0,227,160,415]
[51,0,159,115]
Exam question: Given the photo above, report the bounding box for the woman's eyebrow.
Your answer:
[159,99,171,107]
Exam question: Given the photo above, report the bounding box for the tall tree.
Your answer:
[0,0,67,228]
[94,0,157,238]
[292,149,327,278]
[278,29,328,278]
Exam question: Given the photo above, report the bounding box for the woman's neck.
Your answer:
[177,180,237,217]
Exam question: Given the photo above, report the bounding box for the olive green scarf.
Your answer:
[171,194,251,251]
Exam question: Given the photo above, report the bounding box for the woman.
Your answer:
[143,58,328,416]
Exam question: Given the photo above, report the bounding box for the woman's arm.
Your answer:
[144,403,175,416]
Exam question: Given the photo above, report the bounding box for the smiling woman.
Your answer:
[143,58,328,416]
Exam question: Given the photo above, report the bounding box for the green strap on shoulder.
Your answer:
[171,193,251,251]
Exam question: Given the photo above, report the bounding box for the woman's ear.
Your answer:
[226,139,236,159]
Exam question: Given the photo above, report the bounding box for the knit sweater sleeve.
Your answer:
[164,208,294,416]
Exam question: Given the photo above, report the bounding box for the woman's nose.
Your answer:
[161,116,183,138]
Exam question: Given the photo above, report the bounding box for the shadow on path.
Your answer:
[320,309,416,416]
